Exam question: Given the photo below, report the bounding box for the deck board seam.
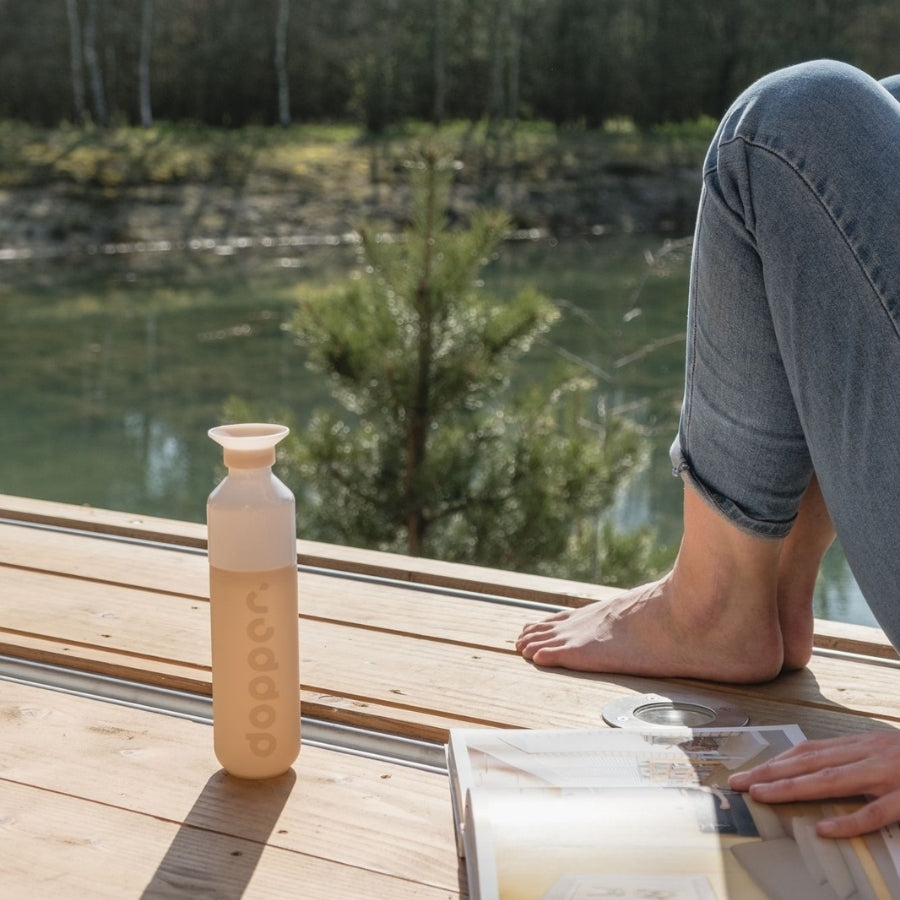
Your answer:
[298,614,518,653]
[0,633,211,675]
[0,561,206,602]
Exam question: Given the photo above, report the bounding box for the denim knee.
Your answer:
[710,60,887,179]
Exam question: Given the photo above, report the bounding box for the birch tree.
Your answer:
[65,0,87,124]
[487,0,522,125]
[138,0,153,127]
[487,0,506,123]
[431,0,447,123]
[274,0,291,126]
[83,0,107,125]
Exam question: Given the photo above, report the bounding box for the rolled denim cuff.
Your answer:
[669,436,795,539]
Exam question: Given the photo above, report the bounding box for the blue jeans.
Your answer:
[670,60,900,643]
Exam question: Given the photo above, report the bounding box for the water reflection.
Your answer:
[123,412,190,500]
[0,237,876,627]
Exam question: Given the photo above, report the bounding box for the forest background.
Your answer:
[0,0,896,599]
[2,0,898,131]
[3,0,899,255]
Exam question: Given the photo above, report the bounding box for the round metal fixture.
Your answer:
[602,692,749,729]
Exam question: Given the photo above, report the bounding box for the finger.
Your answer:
[818,793,900,839]
[781,732,900,764]
[763,736,879,768]
[729,737,882,790]
[742,772,840,804]
[743,756,890,806]
[729,749,841,791]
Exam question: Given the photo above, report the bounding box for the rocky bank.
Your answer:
[0,161,702,259]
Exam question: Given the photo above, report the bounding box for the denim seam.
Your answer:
[680,188,707,469]
[675,455,794,539]
[718,134,900,343]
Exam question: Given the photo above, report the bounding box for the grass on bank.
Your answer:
[0,117,717,193]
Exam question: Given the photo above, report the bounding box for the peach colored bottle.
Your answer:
[207,423,300,778]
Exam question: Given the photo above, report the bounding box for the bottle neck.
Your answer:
[222,447,276,469]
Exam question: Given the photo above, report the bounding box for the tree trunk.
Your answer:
[431,0,446,124]
[83,0,107,126]
[506,0,521,121]
[138,0,153,127]
[487,0,507,124]
[405,161,437,556]
[65,0,87,124]
[275,0,291,127]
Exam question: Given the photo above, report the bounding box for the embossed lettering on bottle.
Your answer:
[207,424,300,779]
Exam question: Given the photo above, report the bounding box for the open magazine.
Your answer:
[447,724,900,900]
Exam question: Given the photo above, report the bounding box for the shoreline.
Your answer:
[0,142,703,258]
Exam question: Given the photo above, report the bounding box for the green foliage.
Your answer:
[561,521,673,587]
[283,151,652,579]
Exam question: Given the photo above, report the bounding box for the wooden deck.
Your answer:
[1,493,899,898]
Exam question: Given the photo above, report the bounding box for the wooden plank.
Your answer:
[813,619,898,661]
[0,565,211,665]
[292,621,900,740]
[0,632,475,744]
[3,595,899,747]
[297,539,625,608]
[1,500,891,658]
[0,680,461,897]
[3,561,900,742]
[0,492,208,548]
[0,493,624,606]
[1,519,890,679]
[0,520,536,653]
[0,520,209,598]
[3,503,900,744]
[728,652,900,724]
[0,781,456,899]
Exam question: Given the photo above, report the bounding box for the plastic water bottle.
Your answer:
[206,423,300,778]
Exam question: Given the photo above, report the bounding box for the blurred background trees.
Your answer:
[2,0,897,131]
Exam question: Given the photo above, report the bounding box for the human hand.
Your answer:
[728,731,900,838]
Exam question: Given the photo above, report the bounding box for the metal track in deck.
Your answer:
[0,654,448,775]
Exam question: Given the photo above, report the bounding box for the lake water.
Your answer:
[0,233,875,627]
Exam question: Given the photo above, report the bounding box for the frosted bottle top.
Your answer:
[209,423,289,469]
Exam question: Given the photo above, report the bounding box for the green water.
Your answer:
[0,234,875,627]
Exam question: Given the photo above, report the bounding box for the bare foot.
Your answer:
[517,478,834,683]
[516,572,784,684]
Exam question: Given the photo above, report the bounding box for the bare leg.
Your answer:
[516,477,835,682]
[776,474,835,670]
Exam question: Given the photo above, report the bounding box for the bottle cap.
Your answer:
[209,423,289,469]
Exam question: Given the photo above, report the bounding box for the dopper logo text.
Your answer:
[245,582,280,757]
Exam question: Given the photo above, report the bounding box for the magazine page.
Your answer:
[451,725,900,900]
[464,785,900,900]
[447,724,805,856]
[464,784,764,900]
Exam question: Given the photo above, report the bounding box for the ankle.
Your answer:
[776,574,816,669]
[669,488,787,680]
[665,560,784,681]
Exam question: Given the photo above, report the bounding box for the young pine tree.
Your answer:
[283,151,646,579]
